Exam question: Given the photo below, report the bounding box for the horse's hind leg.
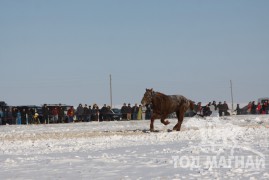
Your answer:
[177,113,184,131]
[173,123,179,131]
[173,110,184,131]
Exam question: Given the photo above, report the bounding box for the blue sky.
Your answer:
[1,0,268,106]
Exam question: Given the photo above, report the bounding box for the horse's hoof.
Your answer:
[165,121,170,125]
[150,129,154,132]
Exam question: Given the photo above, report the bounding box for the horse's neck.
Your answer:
[152,92,168,104]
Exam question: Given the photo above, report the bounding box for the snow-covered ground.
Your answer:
[0,115,269,179]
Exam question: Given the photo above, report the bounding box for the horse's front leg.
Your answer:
[150,114,158,132]
[150,118,155,132]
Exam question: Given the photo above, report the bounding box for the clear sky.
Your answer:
[1,0,268,106]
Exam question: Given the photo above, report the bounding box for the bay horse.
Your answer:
[141,88,194,132]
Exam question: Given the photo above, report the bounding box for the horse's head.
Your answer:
[141,88,154,106]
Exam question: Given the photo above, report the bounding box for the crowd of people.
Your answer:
[193,101,230,117]
[192,100,269,117]
[1,99,269,125]
[244,101,269,115]
[0,103,153,125]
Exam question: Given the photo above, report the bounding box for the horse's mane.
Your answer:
[151,91,170,112]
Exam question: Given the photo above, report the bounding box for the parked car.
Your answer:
[107,108,122,120]
[0,101,7,108]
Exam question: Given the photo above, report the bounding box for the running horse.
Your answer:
[141,88,194,132]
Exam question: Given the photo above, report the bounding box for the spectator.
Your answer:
[209,101,218,116]
[235,104,241,115]
[203,104,211,116]
[100,104,109,121]
[223,101,229,116]
[256,102,262,114]
[265,101,269,114]
[132,103,139,120]
[42,104,50,124]
[91,104,99,121]
[3,108,8,125]
[106,106,112,121]
[145,105,151,120]
[17,110,22,125]
[121,103,128,120]
[247,102,252,114]
[58,104,65,123]
[126,103,132,120]
[83,104,90,122]
[261,102,267,114]
[88,105,92,121]
[137,105,142,120]
[28,108,35,124]
[21,109,27,124]
[33,110,40,124]
[76,104,84,122]
[67,107,75,123]
[212,101,217,110]
[217,102,223,116]
[51,107,58,123]
[12,108,18,124]
[251,101,256,114]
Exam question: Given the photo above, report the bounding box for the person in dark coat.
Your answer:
[11,108,18,125]
[251,101,256,114]
[100,104,109,121]
[88,105,92,121]
[145,104,152,120]
[28,108,35,124]
[261,102,267,114]
[42,104,50,124]
[212,101,217,111]
[235,104,241,115]
[223,101,229,116]
[76,104,84,122]
[203,104,211,116]
[91,104,99,121]
[217,102,223,116]
[132,104,139,120]
[58,104,65,123]
[21,109,27,124]
[83,104,90,122]
[121,103,128,120]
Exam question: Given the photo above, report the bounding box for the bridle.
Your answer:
[145,90,156,105]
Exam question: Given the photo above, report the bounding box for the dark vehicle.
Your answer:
[0,101,7,108]
[107,108,122,120]
[15,105,43,124]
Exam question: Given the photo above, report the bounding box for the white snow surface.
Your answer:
[1,115,269,179]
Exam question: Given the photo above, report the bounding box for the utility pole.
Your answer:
[110,74,112,108]
[230,80,234,113]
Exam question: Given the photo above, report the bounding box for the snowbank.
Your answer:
[0,115,268,179]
